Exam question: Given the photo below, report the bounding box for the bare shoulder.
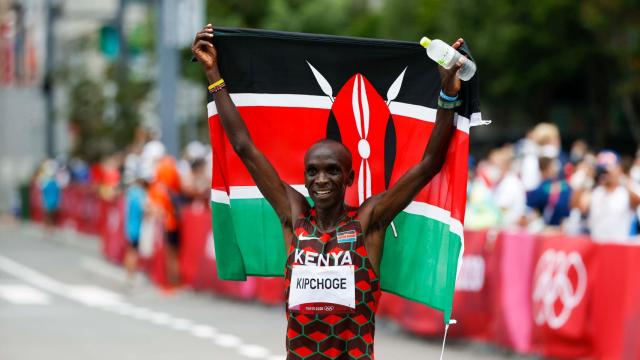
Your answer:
[285,185,310,216]
[282,184,310,250]
[357,192,385,233]
[358,194,387,276]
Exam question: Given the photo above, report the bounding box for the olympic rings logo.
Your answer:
[324,305,335,312]
[532,249,587,329]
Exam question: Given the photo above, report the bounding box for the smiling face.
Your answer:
[304,140,354,210]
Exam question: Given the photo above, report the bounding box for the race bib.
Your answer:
[289,265,355,314]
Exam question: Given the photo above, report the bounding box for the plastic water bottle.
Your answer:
[420,37,476,81]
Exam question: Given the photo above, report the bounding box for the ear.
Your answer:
[346,169,355,187]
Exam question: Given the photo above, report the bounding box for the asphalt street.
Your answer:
[0,221,526,360]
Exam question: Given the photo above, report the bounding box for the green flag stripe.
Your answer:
[211,187,464,238]
[210,195,463,321]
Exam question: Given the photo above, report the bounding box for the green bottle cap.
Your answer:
[419,36,431,48]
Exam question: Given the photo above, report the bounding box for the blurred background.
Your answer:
[1,1,639,359]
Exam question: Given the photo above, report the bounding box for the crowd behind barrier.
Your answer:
[29,183,640,360]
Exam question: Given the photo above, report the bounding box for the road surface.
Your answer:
[0,221,528,360]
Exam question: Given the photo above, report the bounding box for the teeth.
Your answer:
[316,190,330,195]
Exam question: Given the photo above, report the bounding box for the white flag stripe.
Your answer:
[207,95,481,134]
[211,185,309,203]
[0,284,51,305]
[207,94,332,115]
[211,185,463,238]
[404,201,464,238]
[210,189,230,205]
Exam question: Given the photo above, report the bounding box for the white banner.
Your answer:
[288,265,355,310]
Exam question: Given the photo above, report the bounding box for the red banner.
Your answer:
[531,235,594,359]
[489,231,537,353]
[590,244,640,360]
[100,197,126,264]
[179,203,212,286]
[389,230,492,338]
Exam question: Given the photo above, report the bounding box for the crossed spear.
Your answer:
[307,61,407,237]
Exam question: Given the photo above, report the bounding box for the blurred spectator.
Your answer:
[89,154,123,200]
[629,149,640,184]
[569,139,589,165]
[491,145,526,228]
[123,126,157,186]
[178,141,211,204]
[40,160,61,227]
[526,157,572,227]
[565,153,597,235]
[517,123,564,191]
[465,157,501,230]
[586,151,640,243]
[123,171,150,286]
[69,157,90,184]
[146,143,182,287]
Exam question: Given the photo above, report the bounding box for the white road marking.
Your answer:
[191,324,219,339]
[168,317,193,331]
[0,254,283,359]
[0,255,67,295]
[130,306,155,320]
[0,284,51,305]
[214,333,243,348]
[67,285,123,306]
[149,311,172,325]
[238,344,271,358]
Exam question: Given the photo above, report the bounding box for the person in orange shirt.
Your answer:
[148,155,183,287]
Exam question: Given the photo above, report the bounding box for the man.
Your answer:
[527,156,572,227]
[193,24,464,359]
[587,151,640,242]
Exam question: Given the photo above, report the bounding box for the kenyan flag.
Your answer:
[207,28,482,322]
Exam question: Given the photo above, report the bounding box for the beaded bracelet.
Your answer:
[208,79,224,91]
[437,97,463,109]
[208,80,226,94]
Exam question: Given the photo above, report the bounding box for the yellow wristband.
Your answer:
[208,79,224,91]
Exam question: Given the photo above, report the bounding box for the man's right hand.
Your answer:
[192,24,218,75]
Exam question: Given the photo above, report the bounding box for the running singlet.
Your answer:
[285,207,381,360]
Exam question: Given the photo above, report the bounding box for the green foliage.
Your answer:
[67,74,110,162]
[76,0,638,157]
[60,29,153,161]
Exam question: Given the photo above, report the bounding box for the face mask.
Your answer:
[484,164,501,184]
[540,144,559,158]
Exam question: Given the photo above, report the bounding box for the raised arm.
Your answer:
[192,25,306,229]
[363,38,465,231]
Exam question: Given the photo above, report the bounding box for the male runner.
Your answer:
[193,24,464,359]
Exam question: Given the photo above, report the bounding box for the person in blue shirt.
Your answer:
[124,175,149,285]
[40,160,61,227]
[526,157,572,226]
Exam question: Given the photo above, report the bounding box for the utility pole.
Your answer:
[115,0,128,85]
[43,0,59,158]
[157,0,179,156]
[12,1,24,82]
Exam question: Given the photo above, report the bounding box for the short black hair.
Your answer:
[305,139,353,172]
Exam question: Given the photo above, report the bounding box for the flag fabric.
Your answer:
[207,27,482,322]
